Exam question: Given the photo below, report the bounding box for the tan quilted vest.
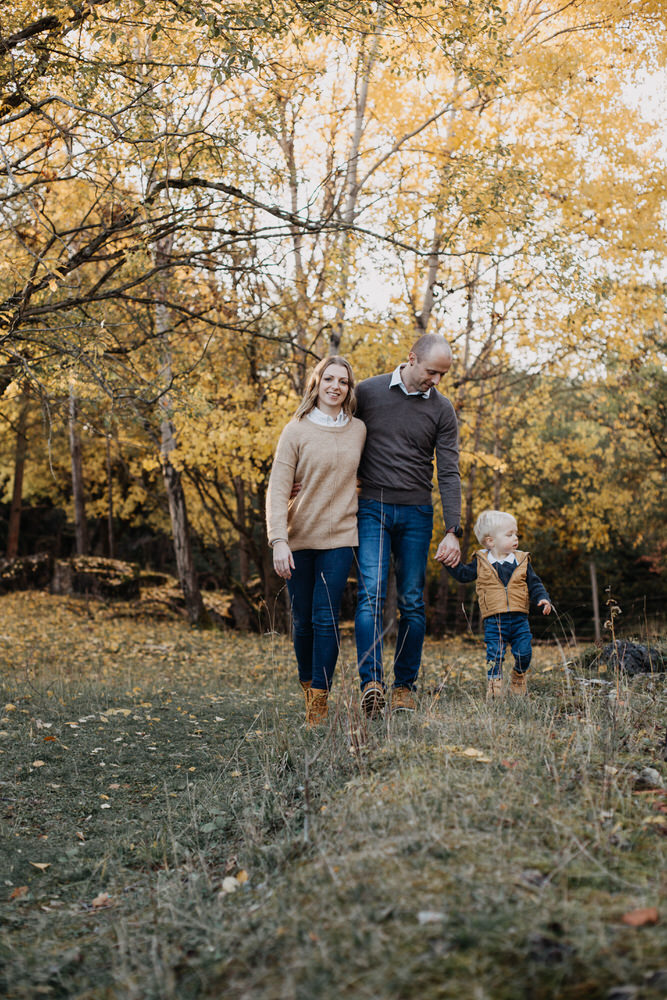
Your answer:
[475,549,530,619]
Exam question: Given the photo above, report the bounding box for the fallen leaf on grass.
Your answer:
[91,892,113,908]
[236,869,249,884]
[9,886,28,901]
[621,907,659,927]
[29,862,50,871]
[462,747,492,763]
[31,760,46,768]
[220,876,239,894]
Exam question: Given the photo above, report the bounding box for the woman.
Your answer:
[266,356,366,726]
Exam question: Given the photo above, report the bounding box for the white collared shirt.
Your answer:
[307,407,349,427]
[389,364,431,399]
[487,552,517,566]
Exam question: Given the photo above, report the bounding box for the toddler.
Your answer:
[445,509,552,698]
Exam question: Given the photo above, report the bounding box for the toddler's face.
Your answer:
[488,520,519,557]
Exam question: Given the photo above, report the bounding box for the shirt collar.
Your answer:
[389,364,431,399]
[487,551,517,565]
[307,407,349,427]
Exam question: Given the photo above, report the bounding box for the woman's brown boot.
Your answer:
[306,688,329,727]
[300,679,312,706]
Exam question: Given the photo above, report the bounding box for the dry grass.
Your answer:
[1,593,666,999]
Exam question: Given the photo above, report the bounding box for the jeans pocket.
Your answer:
[415,504,434,515]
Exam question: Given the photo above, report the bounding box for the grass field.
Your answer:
[1,592,666,999]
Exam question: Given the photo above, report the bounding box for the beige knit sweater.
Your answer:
[266,416,366,551]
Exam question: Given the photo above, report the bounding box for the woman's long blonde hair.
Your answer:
[293,355,357,420]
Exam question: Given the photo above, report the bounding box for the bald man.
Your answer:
[354,334,462,716]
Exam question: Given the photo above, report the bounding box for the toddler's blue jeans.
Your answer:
[483,612,532,679]
[287,547,353,690]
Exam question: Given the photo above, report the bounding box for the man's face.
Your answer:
[403,347,452,394]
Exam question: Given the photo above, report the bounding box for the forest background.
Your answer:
[1,0,665,639]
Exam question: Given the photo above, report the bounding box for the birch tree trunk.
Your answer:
[105,431,114,558]
[155,235,207,625]
[329,8,386,352]
[6,390,29,558]
[68,386,89,556]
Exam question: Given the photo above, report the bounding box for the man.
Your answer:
[355,333,462,716]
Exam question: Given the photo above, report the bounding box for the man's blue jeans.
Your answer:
[287,547,353,690]
[355,498,433,691]
[483,612,532,678]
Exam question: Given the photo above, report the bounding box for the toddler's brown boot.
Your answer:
[510,670,528,696]
[486,676,504,700]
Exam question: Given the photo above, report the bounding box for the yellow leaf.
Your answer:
[462,747,492,762]
[29,862,50,871]
[31,760,46,768]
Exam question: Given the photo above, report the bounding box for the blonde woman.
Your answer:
[266,356,366,726]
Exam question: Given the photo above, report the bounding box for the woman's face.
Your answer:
[317,363,350,414]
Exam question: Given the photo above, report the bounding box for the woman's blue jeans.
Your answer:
[483,612,533,678]
[355,498,433,691]
[287,547,353,691]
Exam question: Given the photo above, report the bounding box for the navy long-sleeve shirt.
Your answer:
[447,554,550,609]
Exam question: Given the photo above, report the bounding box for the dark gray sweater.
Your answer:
[355,373,461,529]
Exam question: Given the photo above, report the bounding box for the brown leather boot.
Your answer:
[360,680,385,718]
[391,686,416,713]
[300,679,312,706]
[510,670,528,696]
[306,688,328,727]
[486,676,504,700]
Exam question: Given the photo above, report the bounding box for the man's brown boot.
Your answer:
[306,688,329,727]
[360,681,385,718]
[510,670,528,696]
[391,687,416,713]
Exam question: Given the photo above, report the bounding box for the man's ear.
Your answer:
[407,351,416,365]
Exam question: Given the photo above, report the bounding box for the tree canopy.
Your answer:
[1,0,665,630]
